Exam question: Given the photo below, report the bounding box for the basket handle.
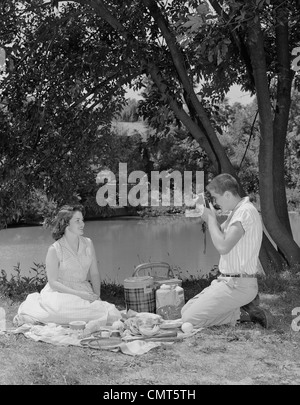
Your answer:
[133,262,175,278]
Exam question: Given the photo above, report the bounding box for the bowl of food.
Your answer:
[69,320,86,330]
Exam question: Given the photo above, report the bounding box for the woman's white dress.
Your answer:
[15,236,121,326]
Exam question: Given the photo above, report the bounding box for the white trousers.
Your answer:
[181,276,258,328]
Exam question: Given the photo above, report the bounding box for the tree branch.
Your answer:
[147,60,219,169]
[69,71,123,110]
[209,0,255,91]
[142,0,236,175]
[75,0,129,37]
[239,109,259,170]
[69,0,224,172]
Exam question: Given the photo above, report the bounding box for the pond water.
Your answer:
[0,216,219,284]
[1,212,299,285]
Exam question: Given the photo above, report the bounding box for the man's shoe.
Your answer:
[245,306,274,329]
[239,308,251,323]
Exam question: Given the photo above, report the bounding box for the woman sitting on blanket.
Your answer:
[14,204,121,326]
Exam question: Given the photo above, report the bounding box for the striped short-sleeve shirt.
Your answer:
[219,197,263,275]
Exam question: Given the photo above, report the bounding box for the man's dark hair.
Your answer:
[206,173,240,196]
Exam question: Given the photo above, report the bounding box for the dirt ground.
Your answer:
[1,293,300,386]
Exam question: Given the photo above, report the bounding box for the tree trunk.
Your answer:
[259,233,285,274]
[247,15,300,266]
[273,4,294,236]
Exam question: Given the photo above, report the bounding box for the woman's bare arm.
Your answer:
[87,240,101,299]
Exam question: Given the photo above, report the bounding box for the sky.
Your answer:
[225,84,254,105]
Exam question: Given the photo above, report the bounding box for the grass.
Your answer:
[2,263,300,340]
[1,267,299,311]
[0,262,216,307]
[2,262,300,343]
[2,264,300,385]
[1,262,300,312]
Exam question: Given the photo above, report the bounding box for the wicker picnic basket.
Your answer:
[123,262,182,314]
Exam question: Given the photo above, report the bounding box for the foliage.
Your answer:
[0,262,47,301]
[2,260,300,306]
[0,260,217,303]
[285,90,300,194]
[100,280,126,308]
[258,266,300,295]
[217,100,260,195]
[0,1,128,226]
[14,189,58,224]
[116,98,141,122]
[218,92,300,209]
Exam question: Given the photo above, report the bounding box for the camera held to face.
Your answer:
[204,191,221,211]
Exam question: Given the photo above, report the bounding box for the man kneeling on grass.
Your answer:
[181,173,273,329]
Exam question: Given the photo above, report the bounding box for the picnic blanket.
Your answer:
[10,323,164,355]
[9,312,203,356]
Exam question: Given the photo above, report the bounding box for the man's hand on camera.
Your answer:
[201,202,218,222]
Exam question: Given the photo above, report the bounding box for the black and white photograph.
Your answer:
[1,0,300,387]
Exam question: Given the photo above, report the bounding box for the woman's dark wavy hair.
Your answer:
[51,204,85,241]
